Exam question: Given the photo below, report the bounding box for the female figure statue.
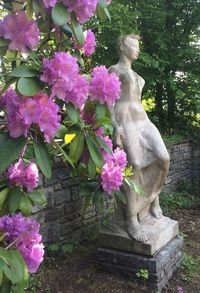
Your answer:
[109,34,170,242]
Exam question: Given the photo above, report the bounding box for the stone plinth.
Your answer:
[99,216,179,256]
[97,236,184,292]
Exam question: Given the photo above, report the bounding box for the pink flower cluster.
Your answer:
[0,12,39,53]
[7,159,39,192]
[0,213,44,273]
[41,52,89,108]
[74,29,96,56]
[0,90,60,142]
[90,66,121,106]
[43,0,57,8]
[62,0,98,24]
[96,128,127,194]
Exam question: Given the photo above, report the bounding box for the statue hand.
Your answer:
[115,126,124,148]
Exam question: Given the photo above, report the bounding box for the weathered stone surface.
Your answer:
[99,216,179,256]
[97,236,184,292]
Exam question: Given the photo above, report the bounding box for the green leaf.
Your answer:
[52,140,75,168]
[0,248,23,284]
[114,190,127,204]
[65,103,79,123]
[8,188,23,213]
[26,0,33,20]
[17,77,43,96]
[33,140,52,178]
[93,188,104,212]
[88,158,96,178]
[61,24,72,38]
[98,0,107,8]
[104,7,111,21]
[10,66,39,78]
[19,196,32,216]
[95,117,112,128]
[0,77,17,95]
[124,178,144,195]
[97,5,106,21]
[96,136,112,155]
[52,3,70,26]
[69,132,85,163]
[80,181,98,196]
[0,270,3,287]
[0,38,9,48]
[70,13,84,45]
[55,125,68,139]
[0,188,10,209]
[86,136,104,169]
[33,0,46,20]
[0,134,26,172]
[27,191,47,206]
[13,251,29,288]
[1,276,11,293]
[96,104,106,120]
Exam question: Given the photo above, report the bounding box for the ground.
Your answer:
[28,189,200,293]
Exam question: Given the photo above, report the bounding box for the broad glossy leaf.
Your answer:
[65,103,79,123]
[70,13,84,45]
[33,0,46,20]
[88,158,96,178]
[26,0,33,20]
[96,136,112,155]
[69,132,85,162]
[52,3,70,26]
[8,188,23,213]
[86,136,104,169]
[19,196,32,216]
[0,38,9,48]
[114,190,127,204]
[17,77,43,96]
[33,140,52,178]
[0,134,26,172]
[0,188,10,209]
[10,66,39,78]
[27,191,47,206]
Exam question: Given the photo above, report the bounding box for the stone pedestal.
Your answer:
[97,236,184,292]
[99,216,179,256]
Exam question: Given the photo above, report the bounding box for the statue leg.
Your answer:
[125,186,148,242]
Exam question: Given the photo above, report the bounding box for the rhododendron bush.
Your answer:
[0,0,138,291]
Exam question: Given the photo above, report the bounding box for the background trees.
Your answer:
[91,0,200,137]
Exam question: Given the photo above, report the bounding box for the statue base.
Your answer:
[97,236,184,292]
[99,216,179,256]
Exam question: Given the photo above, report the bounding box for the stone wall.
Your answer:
[164,140,200,192]
[35,140,200,243]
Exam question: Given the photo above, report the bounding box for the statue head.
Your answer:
[116,34,140,61]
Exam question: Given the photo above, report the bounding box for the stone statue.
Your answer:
[108,34,170,243]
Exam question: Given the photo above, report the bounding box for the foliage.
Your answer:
[0,0,143,290]
[182,253,200,280]
[160,190,200,212]
[136,268,149,281]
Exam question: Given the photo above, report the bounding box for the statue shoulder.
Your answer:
[109,65,131,83]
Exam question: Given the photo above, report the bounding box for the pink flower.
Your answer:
[7,159,39,192]
[2,11,39,52]
[1,90,60,142]
[41,52,79,90]
[0,89,30,138]
[0,213,44,273]
[101,161,123,195]
[74,29,96,56]
[90,66,121,106]
[113,148,127,169]
[43,0,57,8]
[62,0,98,24]
[18,232,44,273]
[33,93,61,142]
[107,0,112,5]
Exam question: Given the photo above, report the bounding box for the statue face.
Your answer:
[122,37,140,61]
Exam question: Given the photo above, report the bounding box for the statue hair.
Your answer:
[116,34,140,55]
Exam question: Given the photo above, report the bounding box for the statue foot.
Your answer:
[128,229,149,243]
[150,205,162,219]
[127,218,149,242]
